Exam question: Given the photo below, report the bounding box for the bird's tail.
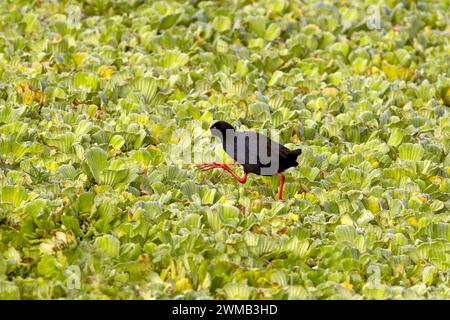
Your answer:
[290,149,302,157]
[287,149,302,166]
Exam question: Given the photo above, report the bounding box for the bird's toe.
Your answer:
[193,162,222,171]
[217,168,225,177]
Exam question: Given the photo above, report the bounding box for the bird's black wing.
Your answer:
[226,131,299,175]
[252,132,293,159]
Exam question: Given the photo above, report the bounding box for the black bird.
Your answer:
[194,121,302,200]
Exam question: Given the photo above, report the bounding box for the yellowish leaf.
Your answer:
[52,34,63,42]
[73,52,87,66]
[341,214,354,226]
[430,176,444,185]
[34,91,45,104]
[323,87,338,96]
[175,278,192,291]
[395,264,404,274]
[417,194,429,204]
[23,92,34,104]
[250,190,260,197]
[16,82,28,94]
[286,212,299,222]
[366,66,379,75]
[407,217,418,226]
[98,66,113,79]
[341,280,353,290]
[294,192,306,200]
[32,61,42,74]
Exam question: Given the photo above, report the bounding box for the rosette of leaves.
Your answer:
[83,147,130,188]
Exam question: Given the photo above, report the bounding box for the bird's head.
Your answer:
[210,121,235,140]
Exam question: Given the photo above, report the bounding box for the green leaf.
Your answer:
[0,185,27,207]
[100,168,129,186]
[265,23,281,41]
[159,50,189,69]
[422,265,435,285]
[335,225,357,244]
[284,238,310,258]
[362,283,388,299]
[119,243,141,260]
[131,77,158,103]
[0,105,26,123]
[61,215,82,236]
[85,147,108,183]
[0,281,20,299]
[223,283,253,299]
[388,128,404,147]
[330,42,350,57]
[37,256,60,278]
[45,132,76,153]
[399,143,424,161]
[249,16,267,37]
[74,72,98,92]
[433,223,450,241]
[217,204,240,226]
[58,164,78,180]
[110,135,125,150]
[268,0,286,13]
[95,235,121,258]
[268,71,284,86]
[213,16,232,32]
[159,13,181,30]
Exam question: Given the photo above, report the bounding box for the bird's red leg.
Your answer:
[217,161,237,178]
[275,172,285,200]
[194,162,248,184]
[224,165,248,183]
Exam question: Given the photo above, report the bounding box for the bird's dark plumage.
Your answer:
[210,121,301,176]
[194,121,302,200]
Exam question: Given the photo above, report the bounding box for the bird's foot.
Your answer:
[194,162,248,184]
[194,162,226,178]
[193,162,225,171]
